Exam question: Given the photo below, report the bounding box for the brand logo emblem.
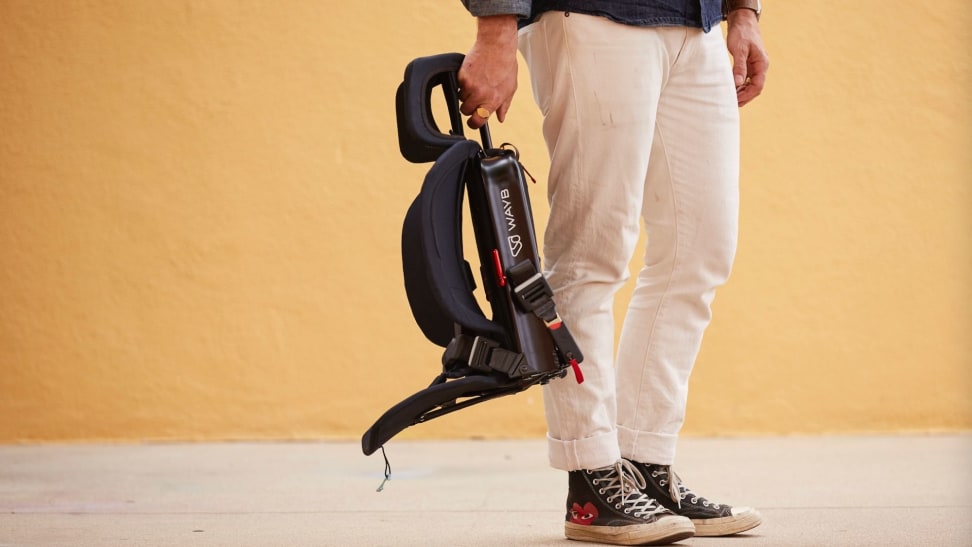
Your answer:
[508,235,522,257]
[500,189,522,257]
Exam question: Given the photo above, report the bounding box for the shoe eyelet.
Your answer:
[615,504,622,509]
[598,489,605,494]
[659,480,666,486]
[624,509,631,514]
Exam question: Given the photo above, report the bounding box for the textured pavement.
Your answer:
[1,434,970,546]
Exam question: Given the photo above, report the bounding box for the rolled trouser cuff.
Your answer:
[618,425,678,466]
[547,430,621,471]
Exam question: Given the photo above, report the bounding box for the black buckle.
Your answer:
[442,335,527,378]
[467,336,499,371]
[509,262,558,323]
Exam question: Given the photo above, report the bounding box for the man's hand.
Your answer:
[726,10,769,107]
[458,15,519,129]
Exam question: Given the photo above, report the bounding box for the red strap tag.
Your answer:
[491,249,506,287]
[570,359,584,384]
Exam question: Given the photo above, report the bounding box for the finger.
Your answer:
[466,105,492,129]
[496,100,511,123]
[737,62,767,107]
[731,47,749,89]
[736,78,762,107]
[476,103,498,125]
[736,86,755,107]
[748,55,769,89]
[467,112,487,129]
[747,70,767,96]
[459,99,478,116]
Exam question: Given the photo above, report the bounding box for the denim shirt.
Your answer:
[461,0,724,32]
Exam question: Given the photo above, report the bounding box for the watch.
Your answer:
[724,0,761,20]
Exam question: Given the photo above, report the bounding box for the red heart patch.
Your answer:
[569,502,598,525]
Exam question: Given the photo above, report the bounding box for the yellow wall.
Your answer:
[1,1,969,443]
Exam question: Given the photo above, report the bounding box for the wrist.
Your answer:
[723,0,761,21]
[727,8,759,26]
[476,14,518,42]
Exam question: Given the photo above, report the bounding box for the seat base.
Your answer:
[361,370,564,456]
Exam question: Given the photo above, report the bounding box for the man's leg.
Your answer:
[520,11,690,473]
[615,26,741,466]
[611,27,762,537]
[519,13,699,545]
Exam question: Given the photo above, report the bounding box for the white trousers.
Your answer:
[518,12,740,471]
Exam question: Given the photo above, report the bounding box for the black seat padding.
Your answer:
[401,139,508,348]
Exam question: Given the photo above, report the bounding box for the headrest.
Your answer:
[396,53,467,163]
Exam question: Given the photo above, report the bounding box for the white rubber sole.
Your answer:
[565,515,696,545]
[691,506,763,537]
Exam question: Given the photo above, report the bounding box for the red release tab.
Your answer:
[491,249,506,287]
[570,359,584,384]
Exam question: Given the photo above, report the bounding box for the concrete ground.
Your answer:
[0,434,969,546]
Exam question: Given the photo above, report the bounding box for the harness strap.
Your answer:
[442,334,527,378]
[507,261,585,383]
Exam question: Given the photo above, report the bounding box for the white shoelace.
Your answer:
[650,466,721,510]
[592,461,670,519]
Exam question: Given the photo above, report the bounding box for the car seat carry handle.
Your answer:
[397,52,496,162]
[397,53,468,163]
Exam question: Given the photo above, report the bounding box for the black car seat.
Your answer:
[361,53,584,457]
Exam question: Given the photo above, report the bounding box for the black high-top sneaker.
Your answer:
[627,461,762,537]
[565,460,695,545]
